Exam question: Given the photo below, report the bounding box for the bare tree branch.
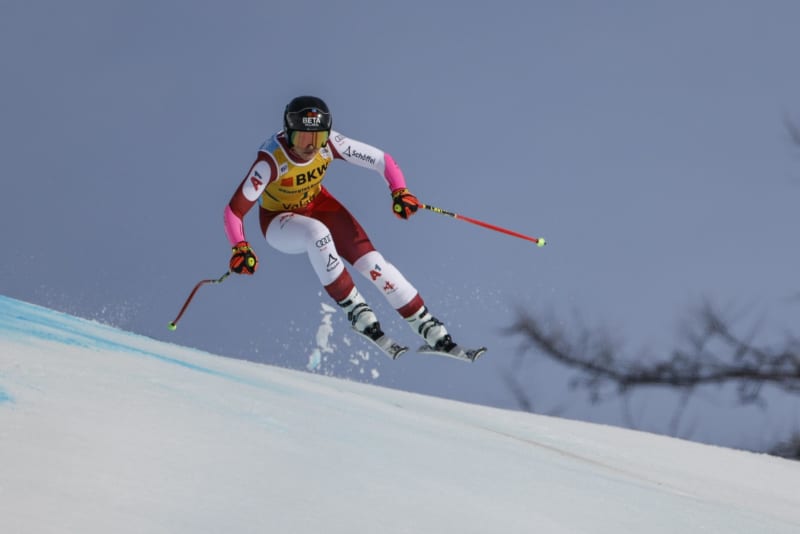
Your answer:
[505,302,800,407]
[771,433,800,459]
[502,117,800,458]
[786,115,800,147]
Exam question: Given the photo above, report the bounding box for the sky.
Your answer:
[1,1,800,452]
[2,296,800,534]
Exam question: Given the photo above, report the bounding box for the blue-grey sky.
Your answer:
[2,0,799,451]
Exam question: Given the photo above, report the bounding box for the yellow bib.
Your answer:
[259,139,334,212]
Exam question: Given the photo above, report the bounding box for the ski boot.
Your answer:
[406,306,487,362]
[338,288,408,359]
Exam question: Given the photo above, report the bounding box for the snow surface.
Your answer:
[1,294,799,534]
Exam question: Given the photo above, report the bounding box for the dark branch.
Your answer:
[786,116,800,147]
[505,303,800,406]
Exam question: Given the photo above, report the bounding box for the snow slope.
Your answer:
[1,295,799,534]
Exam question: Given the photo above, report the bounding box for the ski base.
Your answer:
[353,329,409,360]
[417,344,487,362]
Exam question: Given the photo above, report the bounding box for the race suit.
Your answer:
[223,129,424,317]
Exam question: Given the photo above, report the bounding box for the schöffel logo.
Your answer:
[325,253,340,272]
[344,146,376,165]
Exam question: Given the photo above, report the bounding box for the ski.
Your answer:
[353,328,409,360]
[417,344,487,362]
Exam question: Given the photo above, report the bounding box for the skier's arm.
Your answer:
[224,192,259,275]
[223,153,276,275]
[223,153,276,245]
[327,131,421,218]
[327,131,408,192]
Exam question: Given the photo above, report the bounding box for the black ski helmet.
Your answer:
[283,96,332,143]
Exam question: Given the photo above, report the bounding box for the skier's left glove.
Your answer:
[230,241,258,274]
[391,188,421,220]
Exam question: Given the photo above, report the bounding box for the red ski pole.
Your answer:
[168,271,231,330]
[421,204,547,247]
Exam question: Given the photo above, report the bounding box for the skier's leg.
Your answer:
[351,250,416,309]
[352,250,454,351]
[311,189,453,350]
[265,213,379,335]
[265,212,345,286]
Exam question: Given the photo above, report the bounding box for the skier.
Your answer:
[223,95,483,360]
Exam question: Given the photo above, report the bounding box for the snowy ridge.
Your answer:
[1,295,799,534]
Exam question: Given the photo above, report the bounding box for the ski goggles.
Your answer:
[289,129,330,149]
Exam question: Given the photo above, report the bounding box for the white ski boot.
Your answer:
[406,306,487,362]
[338,288,408,359]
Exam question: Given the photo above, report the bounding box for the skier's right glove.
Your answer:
[230,241,258,275]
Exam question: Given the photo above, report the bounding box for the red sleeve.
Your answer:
[224,153,277,244]
[228,180,257,218]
